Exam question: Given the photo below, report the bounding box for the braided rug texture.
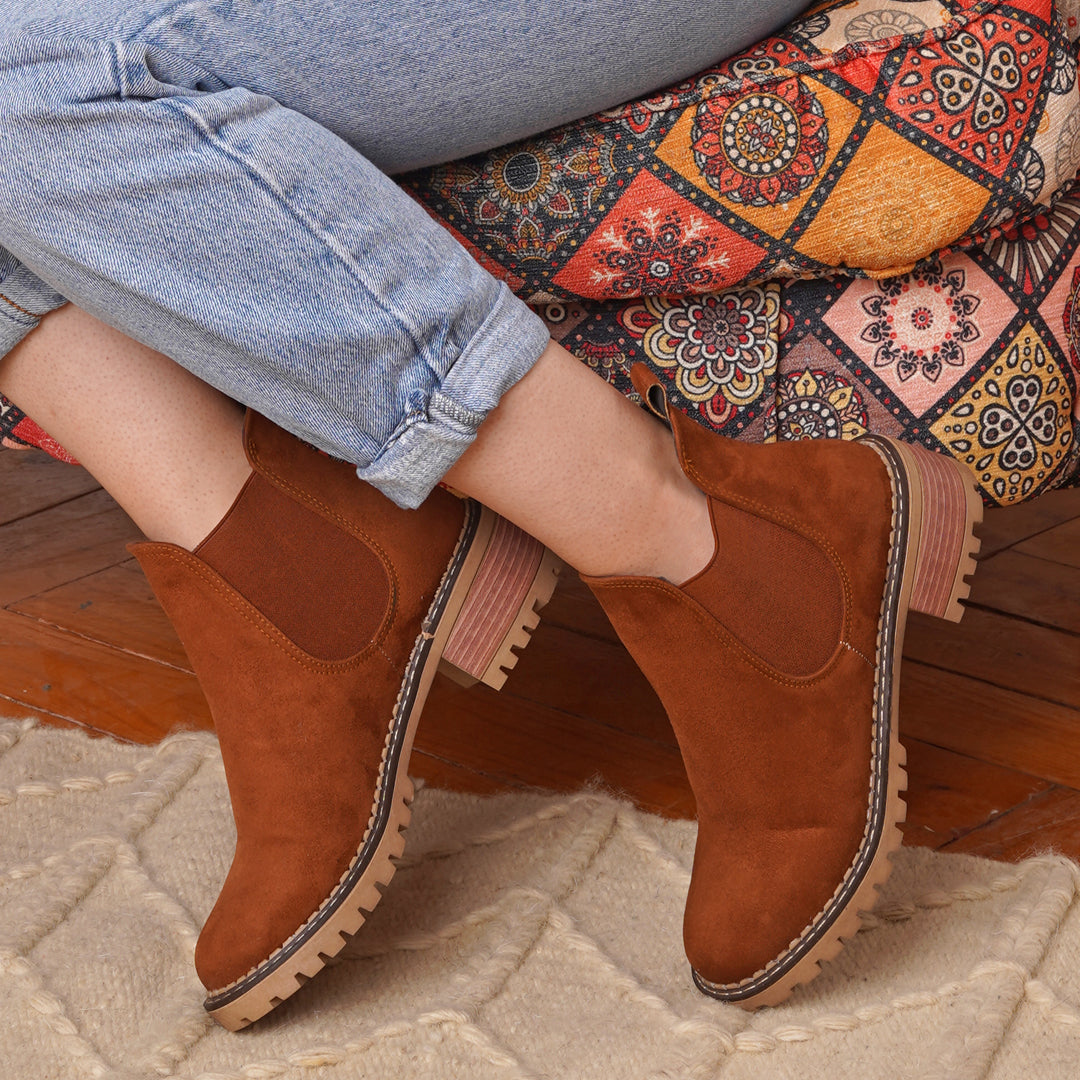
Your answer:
[3,718,1080,1080]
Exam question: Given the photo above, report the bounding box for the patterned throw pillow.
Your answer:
[403,0,1080,301]
[541,176,1080,505]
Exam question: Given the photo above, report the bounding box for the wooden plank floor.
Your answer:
[2,445,1078,863]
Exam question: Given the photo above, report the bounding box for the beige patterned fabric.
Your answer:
[3,718,1080,1080]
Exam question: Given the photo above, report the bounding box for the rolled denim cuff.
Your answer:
[0,255,68,359]
[355,284,550,508]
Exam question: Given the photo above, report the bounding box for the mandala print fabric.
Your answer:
[402,0,1080,301]
[541,177,1080,505]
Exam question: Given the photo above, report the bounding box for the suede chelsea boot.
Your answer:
[131,412,560,1030]
[583,365,982,1008]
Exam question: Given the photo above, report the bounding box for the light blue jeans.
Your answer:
[0,0,807,506]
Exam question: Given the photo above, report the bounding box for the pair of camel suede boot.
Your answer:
[134,366,980,1029]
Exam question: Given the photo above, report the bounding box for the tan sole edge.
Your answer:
[208,781,415,1031]
[475,545,563,690]
[938,466,983,623]
[726,735,908,1010]
[205,503,511,1031]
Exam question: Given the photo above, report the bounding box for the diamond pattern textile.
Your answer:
[4,719,1080,1079]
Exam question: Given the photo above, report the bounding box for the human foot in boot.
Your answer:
[132,412,560,1029]
[585,365,981,1008]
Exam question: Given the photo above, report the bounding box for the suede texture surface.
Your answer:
[132,413,468,993]
[586,367,898,987]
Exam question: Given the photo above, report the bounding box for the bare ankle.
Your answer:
[649,484,715,585]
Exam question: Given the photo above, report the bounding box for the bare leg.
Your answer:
[444,340,715,583]
[1,308,712,580]
[0,305,250,550]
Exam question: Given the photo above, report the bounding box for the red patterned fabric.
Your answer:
[0,398,77,464]
[539,177,1080,505]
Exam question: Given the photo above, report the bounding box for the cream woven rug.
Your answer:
[4,719,1080,1080]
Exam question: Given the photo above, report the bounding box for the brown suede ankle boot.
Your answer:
[584,365,982,1008]
[131,412,560,1030]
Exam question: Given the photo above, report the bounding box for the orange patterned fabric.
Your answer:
[403,0,1080,301]
[538,178,1080,505]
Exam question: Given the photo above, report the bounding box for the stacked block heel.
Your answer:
[893,442,982,623]
[439,508,563,689]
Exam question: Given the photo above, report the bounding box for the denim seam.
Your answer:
[0,294,41,322]
[156,96,427,364]
[362,287,546,502]
[111,39,125,97]
[376,396,476,462]
[429,390,485,428]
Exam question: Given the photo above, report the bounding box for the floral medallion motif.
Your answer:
[1010,147,1046,202]
[765,369,869,441]
[1051,35,1078,95]
[474,129,617,224]
[930,324,1073,501]
[692,78,828,207]
[859,259,982,382]
[619,285,779,414]
[979,371,1058,471]
[484,146,558,213]
[983,195,1080,293]
[788,12,831,39]
[592,207,732,296]
[415,129,618,269]
[933,32,1024,134]
[573,338,629,379]
[844,9,928,43]
[597,87,684,136]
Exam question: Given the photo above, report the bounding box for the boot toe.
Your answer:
[683,823,862,993]
[194,835,357,995]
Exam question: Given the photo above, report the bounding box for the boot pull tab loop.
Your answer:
[628,362,672,429]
